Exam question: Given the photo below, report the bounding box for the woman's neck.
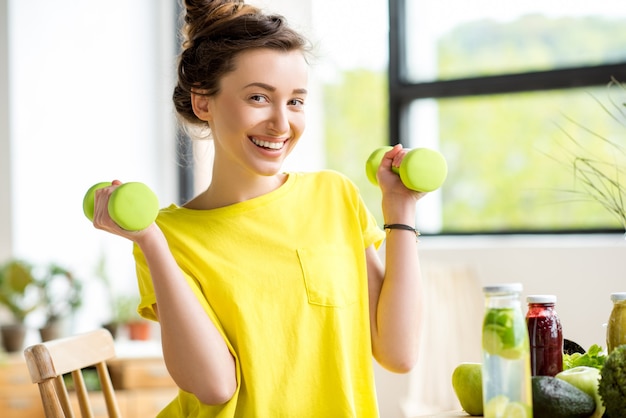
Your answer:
[184,170,287,210]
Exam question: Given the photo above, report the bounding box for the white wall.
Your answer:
[4,0,177,332]
[0,0,11,261]
[420,234,626,350]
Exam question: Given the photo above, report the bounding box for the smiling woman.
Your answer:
[85,1,429,417]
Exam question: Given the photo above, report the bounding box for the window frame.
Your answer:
[388,0,626,235]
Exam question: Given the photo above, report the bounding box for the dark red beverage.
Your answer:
[526,295,563,376]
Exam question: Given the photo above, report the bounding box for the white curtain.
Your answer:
[401,262,484,417]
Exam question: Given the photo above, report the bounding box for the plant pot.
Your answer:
[127,321,151,341]
[39,320,64,342]
[1,324,27,352]
[102,322,119,340]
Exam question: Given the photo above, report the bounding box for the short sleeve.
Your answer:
[360,201,385,250]
[133,244,159,321]
[347,178,385,250]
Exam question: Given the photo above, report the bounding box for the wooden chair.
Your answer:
[23,328,122,418]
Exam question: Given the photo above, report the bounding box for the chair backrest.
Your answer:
[23,328,121,418]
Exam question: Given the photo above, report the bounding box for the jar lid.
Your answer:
[483,283,523,294]
[610,292,626,302]
[527,295,556,304]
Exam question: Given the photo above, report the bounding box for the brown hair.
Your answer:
[173,0,311,130]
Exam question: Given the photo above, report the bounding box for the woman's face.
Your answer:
[198,48,309,178]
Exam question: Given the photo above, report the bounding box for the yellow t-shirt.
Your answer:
[133,170,386,417]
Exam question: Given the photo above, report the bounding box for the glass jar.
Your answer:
[526,295,563,377]
[607,292,626,354]
[482,283,532,418]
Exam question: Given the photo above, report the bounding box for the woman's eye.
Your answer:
[250,94,268,103]
[289,98,305,107]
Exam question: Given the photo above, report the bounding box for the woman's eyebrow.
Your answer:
[244,82,308,95]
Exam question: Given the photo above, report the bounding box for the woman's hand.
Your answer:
[376,145,426,224]
[91,180,158,243]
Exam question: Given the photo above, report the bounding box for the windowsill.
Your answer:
[114,339,163,358]
[419,232,626,250]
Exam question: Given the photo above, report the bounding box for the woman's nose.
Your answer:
[268,105,289,134]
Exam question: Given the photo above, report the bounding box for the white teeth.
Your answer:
[251,137,285,150]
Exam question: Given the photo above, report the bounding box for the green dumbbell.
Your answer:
[365,146,448,192]
[83,181,159,231]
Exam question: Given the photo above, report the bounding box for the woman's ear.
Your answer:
[191,92,212,121]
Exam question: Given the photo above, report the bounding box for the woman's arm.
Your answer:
[366,146,424,373]
[92,181,237,404]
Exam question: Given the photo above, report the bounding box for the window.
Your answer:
[389,0,626,234]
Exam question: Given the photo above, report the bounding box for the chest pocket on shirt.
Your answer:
[297,245,360,307]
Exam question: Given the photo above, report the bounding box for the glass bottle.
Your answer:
[607,292,626,354]
[482,283,533,418]
[526,295,563,376]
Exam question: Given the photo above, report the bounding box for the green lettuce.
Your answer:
[563,344,606,370]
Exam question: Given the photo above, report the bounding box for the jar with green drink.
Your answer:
[482,283,533,418]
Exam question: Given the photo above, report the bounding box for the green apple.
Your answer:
[451,362,483,416]
[556,366,605,418]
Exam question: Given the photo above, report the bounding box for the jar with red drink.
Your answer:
[526,295,563,376]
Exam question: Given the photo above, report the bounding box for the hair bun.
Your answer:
[182,0,252,49]
[184,0,244,21]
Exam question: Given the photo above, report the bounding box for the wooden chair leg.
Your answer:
[53,375,74,417]
[72,369,93,418]
[96,362,122,418]
[38,379,65,418]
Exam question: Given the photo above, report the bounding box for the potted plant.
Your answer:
[114,294,152,341]
[0,259,40,352]
[35,263,83,341]
[100,294,134,339]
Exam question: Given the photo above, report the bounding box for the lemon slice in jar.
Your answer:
[484,395,509,417]
[503,401,530,418]
[482,326,505,355]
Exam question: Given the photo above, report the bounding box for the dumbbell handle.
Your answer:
[83,182,159,231]
[365,146,448,192]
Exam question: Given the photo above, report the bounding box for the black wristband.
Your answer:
[383,223,420,238]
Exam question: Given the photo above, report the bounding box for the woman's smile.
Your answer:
[249,136,288,151]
